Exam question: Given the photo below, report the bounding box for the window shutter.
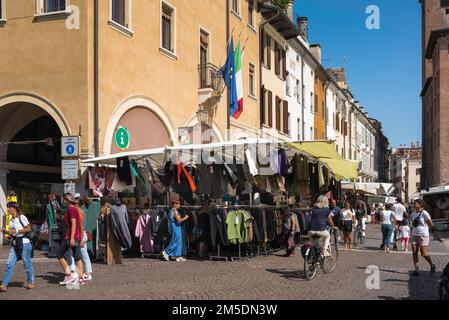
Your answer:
[261,87,266,125]
[268,91,273,127]
[282,49,287,80]
[262,32,266,65]
[283,100,289,134]
[276,97,281,131]
[267,35,271,70]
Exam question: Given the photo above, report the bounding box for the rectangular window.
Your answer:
[275,43,281,76]
[232,0,239,15]
[322,101,325,119]
[249,63,255,97]
[276,97,281,131]
[199,29,209,88]
[441,0,449,7]
[248,0,254,27]
[0,0,4,20]
[314,94,318,113]
[297,119,301,140]
[310,127,313,140]
[336,114,340,131]
[310,92,313,113]
[296,80,301,102]
[39,0,67,14]
[161,2,175,53]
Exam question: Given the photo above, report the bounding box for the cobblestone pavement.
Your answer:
[0,224,448,300]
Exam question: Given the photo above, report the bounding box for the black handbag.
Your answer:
[412,211,423,228]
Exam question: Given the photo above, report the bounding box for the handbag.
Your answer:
[412,211,423,228]
[86,231,92,242]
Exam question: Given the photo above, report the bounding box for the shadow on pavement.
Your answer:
[407,270,440,300]
[265,268,306,281]
[4,281,25,288]
[36,272,65,285]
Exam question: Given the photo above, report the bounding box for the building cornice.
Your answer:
[425,28,449,59]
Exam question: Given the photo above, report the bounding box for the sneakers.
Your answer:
[76,278,86,285]
[83,274,93,281]
[175,257,186,262]
[59,273,78,285]
[0,285,7,292]
[162,251,169,261]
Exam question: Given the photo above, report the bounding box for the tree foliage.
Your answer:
[272,0,290,9]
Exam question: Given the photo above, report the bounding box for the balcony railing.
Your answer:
[198,63,223,93]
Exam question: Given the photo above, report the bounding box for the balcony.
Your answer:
[198,63,224,109]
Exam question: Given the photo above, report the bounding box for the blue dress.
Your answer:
[165,209,183,257]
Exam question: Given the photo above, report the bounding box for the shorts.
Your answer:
[411,236,430,247]
[342,220,353,233]
[57,240,82,262]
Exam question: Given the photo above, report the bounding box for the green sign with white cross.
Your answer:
[114,126,130,150]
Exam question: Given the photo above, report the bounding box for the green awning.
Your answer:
[288,141,359,180]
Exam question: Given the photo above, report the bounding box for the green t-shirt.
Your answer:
[226,211,243,244]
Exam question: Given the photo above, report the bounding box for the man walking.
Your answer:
[391,198,407,250]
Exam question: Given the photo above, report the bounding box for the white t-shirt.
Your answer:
[410,210,431,237]
[381,210,394,225]
[9,215,31,244]
[341,208,354,221]
[400,226,410,238]
[392,203,406,222]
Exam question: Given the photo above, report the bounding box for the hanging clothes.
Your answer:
[116,157,133,186]
[278,148,291,177]
[208,208,228,247]
[269,148,280,175]
[111,172,126,192]
[135,212,154,254]
[110,204,133,250]
[245,149,259,176]
[197,164,228,197]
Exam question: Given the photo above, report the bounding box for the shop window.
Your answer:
[161,2,175,54]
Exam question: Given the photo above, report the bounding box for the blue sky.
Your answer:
[294,0,422,148]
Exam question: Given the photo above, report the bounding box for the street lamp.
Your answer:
[196,106,209,125]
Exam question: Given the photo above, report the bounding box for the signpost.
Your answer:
[114,126,130,150]
[64,183,76,195]
[61,136,80,158]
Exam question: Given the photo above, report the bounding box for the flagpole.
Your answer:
[226,0,230,140]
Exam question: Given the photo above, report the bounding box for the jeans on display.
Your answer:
[1,243,34,286]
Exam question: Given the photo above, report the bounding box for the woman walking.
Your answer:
[341,201,356,251]
[355,200,368,237]
[410,199,436,276]
[58,194,84,285]
[380,203,396,253]
[162,198,189,262]
[0,201,35,292]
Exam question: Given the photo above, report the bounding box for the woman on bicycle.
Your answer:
[341,201,356,251]
[355,200,368,238]
[308,196,337,257]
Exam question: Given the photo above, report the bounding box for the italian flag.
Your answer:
[233,40,244,119]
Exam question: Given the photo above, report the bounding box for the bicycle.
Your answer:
[303,228,339,280]
[354,218,365,247]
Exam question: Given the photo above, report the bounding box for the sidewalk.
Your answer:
[434,230,449,251]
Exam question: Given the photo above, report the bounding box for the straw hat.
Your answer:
[63,193,78,204]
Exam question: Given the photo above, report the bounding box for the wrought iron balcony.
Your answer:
[198,63,224,109]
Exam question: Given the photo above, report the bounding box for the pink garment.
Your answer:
[135,214,154,254]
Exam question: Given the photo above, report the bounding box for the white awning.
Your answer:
[82,138,275,165]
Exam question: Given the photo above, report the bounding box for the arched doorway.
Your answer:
[0,101,66,230]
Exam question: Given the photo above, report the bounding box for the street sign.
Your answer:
[62,160,80,180]
[64,183,76,195]
[61,136,80,158]
[114,126,130,150]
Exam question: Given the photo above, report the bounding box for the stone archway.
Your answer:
[103,95,177,155]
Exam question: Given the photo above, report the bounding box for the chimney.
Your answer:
[310,44,322,64]
[287,0,295,21]
[296,16,308,42]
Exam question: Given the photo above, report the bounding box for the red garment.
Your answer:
[65,206,82,242]
[177,163,197,193]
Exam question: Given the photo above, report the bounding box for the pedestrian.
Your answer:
[341,201,356,251]
[162,198,189,262]
[410,199,436,276]
[76,198,93,281]
[329,199,342,242]
[280,206,298,257]
[355,200,368,238]
[380,203,396,253]
[57,193,84,285]
[392,198,408,250]
[374,203,381,224]
[0,201,35,292]
[400,219,410,252]
[309,196,336,257]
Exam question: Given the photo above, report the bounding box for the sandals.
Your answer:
[0,285,7,292]
[24,284,35,290]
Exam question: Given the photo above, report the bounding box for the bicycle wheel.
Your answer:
[304,247,318,280]
[323,231,338,274]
